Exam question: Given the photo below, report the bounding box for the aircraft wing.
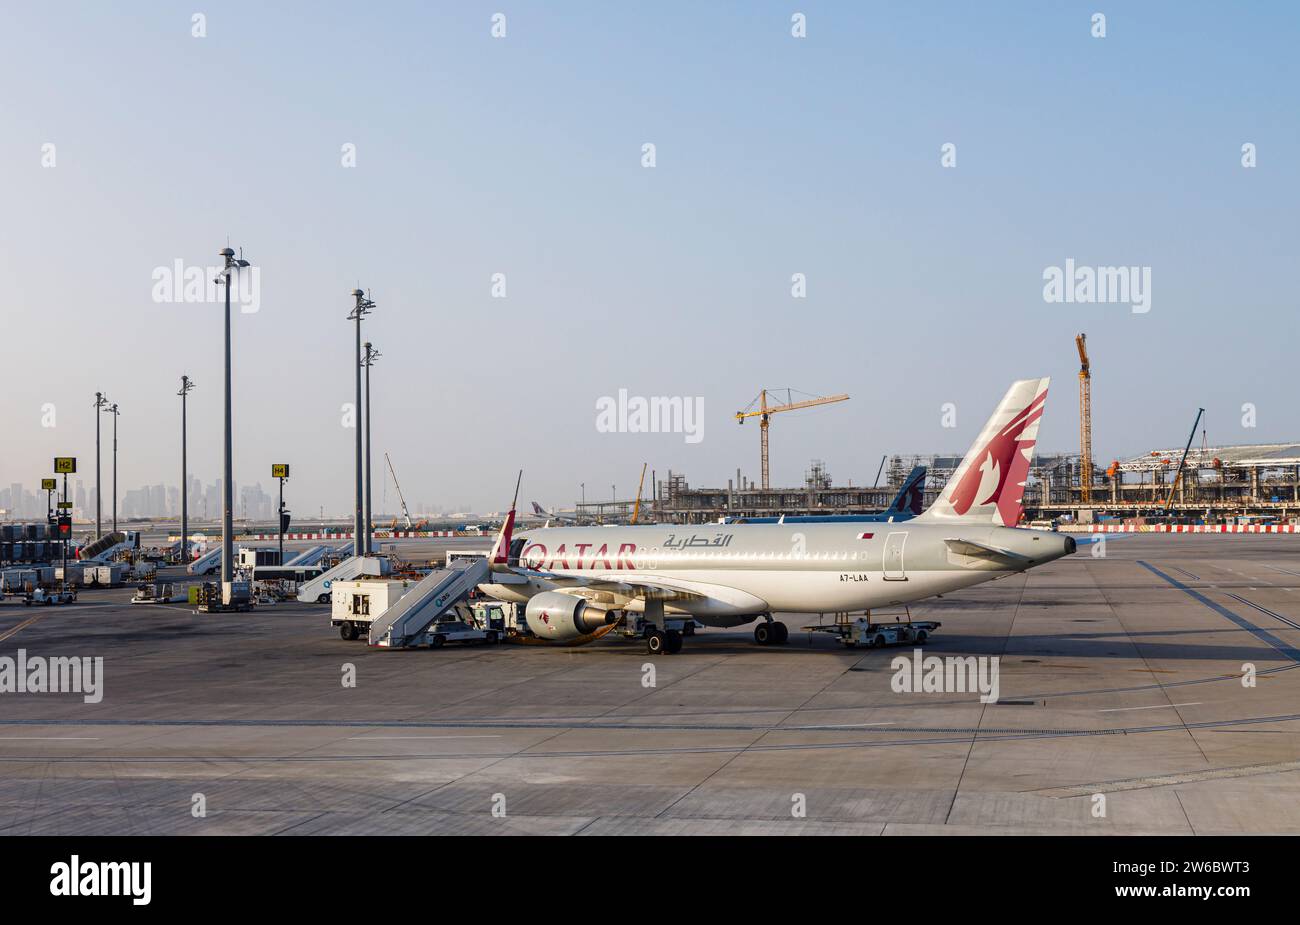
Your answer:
[511,568,767,612]
[943,538,1034,569]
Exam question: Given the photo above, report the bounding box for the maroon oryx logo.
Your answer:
[948,390,1046,525]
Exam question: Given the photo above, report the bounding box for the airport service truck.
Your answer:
[332,579,413,640]
[803,615,941,648]
[334,577,503,648]
[24,587,77,606]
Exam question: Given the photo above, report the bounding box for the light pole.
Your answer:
[109,402,120,533]
[94,392,107,538]
[347,289,374,557]
[272,464,290,565]
[178,376,194,562]
[279,477,285,562]
[60,468,69,591]
[362,342,381,556]
[215,247,250,585]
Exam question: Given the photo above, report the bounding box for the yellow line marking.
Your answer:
[0,611,50,644]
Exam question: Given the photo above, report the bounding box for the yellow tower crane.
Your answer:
[1076,333,1093,505]
[631,463,648,525]
[735,389,850,490]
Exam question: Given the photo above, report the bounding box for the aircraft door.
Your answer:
[883,531,907,580]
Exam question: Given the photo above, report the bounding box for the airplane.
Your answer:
[528,502,582,524]
[479,378,1075,654]
[724,465,927,524]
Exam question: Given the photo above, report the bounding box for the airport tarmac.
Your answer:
[1,533,1299,835]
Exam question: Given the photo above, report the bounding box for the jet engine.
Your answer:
[525,591,615,641]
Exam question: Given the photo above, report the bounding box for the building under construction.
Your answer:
[647,445,1300,525]
[640,333,1300,526]
[1052,443,1300,519]
[651,462,898,524]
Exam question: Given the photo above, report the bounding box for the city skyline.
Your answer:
[0,473,480,524]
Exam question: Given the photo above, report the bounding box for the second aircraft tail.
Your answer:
[885,465,927,516]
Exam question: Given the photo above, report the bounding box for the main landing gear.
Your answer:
[641,598,685,655]
[645,628,683,655]
[753,615,788,646]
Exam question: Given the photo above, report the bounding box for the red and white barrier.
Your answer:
[237,530,468,540]
[1066,524,1299,534]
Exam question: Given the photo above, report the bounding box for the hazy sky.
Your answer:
[3,2,1296,516]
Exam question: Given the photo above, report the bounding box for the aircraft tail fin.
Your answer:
[490,473,524,569]
[885,465,927,516]
[488,509,516,568]
[530,502,548,516]
[915,378,1049,527]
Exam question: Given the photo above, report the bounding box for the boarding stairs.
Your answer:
[187,546,223,575]
[295,555,389,603]
[78,531,137,564]
[368,558,492,647]
[284,544,329,567]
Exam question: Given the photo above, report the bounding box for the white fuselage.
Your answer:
[479,522,1074,626]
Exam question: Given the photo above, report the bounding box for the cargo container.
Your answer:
[55,565,87,586]
[238,547,282,569]
[331,579,414,640]
[1,569,39,593]
[93,563,128,587]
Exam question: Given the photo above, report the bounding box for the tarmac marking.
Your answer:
[1137,560,1300,662]
[0,612,50,644]
[348,735,502,740]
[1037,758,1300,797]
[6,712,1300,760]
[1097,703,1201,713]
[1222,592,1300,631]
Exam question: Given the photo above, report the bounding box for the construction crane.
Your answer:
[384,452,413,529]
[1164,408,1205,514]
[631,463,648,524]
[1075,334,1093,505]
[736,389,850,490]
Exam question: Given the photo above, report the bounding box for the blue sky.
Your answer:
[2,2,1296,514]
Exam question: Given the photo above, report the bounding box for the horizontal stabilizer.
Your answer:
[944,537,1032,569]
